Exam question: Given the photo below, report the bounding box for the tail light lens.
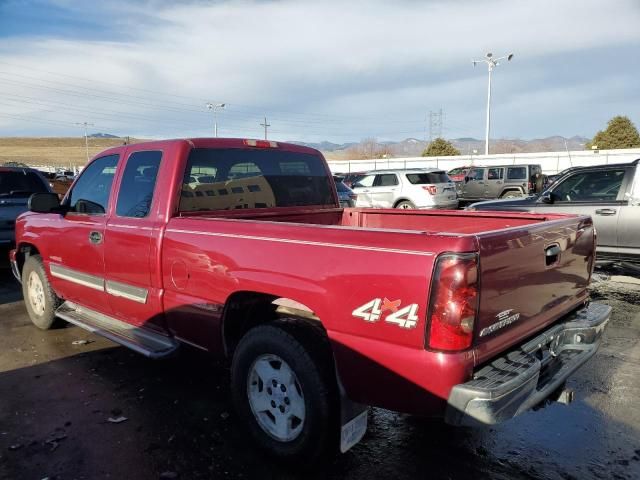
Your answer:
[422,185,438,195]
[427,253,479,351]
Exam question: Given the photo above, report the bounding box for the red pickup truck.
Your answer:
[11,138,609,462]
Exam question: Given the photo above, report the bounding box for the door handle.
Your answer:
[89,231,103,244]
[595,208,617,216]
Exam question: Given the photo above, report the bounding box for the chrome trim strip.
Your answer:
[50,263,104,291]
[105,280,148,304]
[165,229,435,257]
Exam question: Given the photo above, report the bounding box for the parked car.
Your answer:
[333,176,357,207]
[457,164,544,201]
[0,167,51,251]
[12,138,608,462]
[350,168,458,209]
[447,165,473,183]
[341,171,366,188]
[468,159,640,270]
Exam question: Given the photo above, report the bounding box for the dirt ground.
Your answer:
[0,268,639,480]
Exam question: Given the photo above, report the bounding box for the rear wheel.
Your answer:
[501,190,522,199]
[22,255,62,330]
[395,200,415,209]
[231,323,336,463]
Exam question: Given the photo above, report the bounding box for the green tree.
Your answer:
[586,116,640,150]
[422,137,460,156]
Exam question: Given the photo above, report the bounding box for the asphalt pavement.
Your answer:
[0,268,639,480]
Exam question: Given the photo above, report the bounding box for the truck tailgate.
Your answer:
[472,215,595,365]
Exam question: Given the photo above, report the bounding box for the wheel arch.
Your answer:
[14,242,41,277]
[500,187,524,197]
[393,198,412,208]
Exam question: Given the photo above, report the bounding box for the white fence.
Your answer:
[327,147,640,175]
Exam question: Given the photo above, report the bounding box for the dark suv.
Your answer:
[0,167,51,250]
[457,164,544,201]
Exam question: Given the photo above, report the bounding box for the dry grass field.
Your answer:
[0,137,146,169]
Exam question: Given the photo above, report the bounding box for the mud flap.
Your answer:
[336,370,368,453]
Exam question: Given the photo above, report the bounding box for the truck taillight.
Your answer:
[427,253,479,351]
[422,185,438,195]
[243,139,279,148]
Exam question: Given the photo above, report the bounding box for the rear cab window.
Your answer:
[116,151,162,218]
[179,148,334,212]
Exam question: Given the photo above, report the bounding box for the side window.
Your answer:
[487,168,504,180]
[375,174,398,187]
[66,154,119,214]
[552,169,626,202]
[469,168,485,181]
[507,167,527,180]
[116,151,162,218]
[353,175,375,188]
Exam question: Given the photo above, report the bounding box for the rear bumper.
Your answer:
[445,302,610,426]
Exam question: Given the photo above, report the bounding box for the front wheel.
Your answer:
[22,255,62,330]
[231,323,336,463]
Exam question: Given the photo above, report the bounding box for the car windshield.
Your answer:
[0,170,48,196]
[406,172,450,184]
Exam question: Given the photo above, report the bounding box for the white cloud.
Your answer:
[0,0,639,141]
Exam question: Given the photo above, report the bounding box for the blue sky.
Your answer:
[0,0,639,143]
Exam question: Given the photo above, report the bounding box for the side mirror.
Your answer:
[28,193,62,213]
[539,193,553,204]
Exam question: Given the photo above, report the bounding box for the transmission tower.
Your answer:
[428,109,443,143]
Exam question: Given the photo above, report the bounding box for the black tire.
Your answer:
[231,322,337,463]
[22,255,62,330]
[395,200,415,209]
[501,190,522,199]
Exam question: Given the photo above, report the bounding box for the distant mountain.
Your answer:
[322,136,591,159]
[88,132,119,138]
[289,140,357,152]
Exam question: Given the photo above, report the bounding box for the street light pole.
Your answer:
[472,52,513,155]
[74,121,94,162]
[206,102,226,137]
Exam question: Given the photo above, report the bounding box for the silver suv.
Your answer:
[351,169,458,209]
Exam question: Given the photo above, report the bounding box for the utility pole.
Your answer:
[472,52,514,155]
[260,116,271,140]
[428,109,443,143]
[206,102,226,137]
[74,122,94,162]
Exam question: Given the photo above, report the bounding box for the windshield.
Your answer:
[0,170,48,196]
[180,148,335,211]
[406,172,450,184]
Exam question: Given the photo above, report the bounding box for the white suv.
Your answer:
[351,169,458,209]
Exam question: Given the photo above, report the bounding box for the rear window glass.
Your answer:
[0,170,48,196]
[507,167,527,180]
[406,172,450,184]
[180,148,334,211]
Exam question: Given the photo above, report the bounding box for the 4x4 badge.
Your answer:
[352,298,419,329]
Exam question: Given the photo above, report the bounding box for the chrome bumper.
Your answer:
[445,302,611,426]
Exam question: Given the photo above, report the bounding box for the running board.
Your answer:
[56,301,179,359]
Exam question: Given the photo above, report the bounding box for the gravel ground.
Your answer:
[0,268,639,480]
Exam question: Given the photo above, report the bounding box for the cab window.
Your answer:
[468,168,485,181]
[116,151,162,218]
[65,154,119,214]
[552,169,626,202]
[375,174,398,187]
[487,168,504,180]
